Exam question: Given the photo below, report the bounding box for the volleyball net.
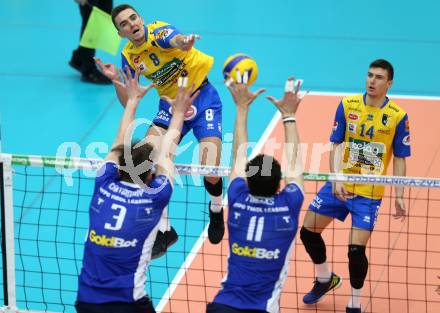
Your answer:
[1,153,439,313]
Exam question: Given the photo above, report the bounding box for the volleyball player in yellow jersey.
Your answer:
[95,4,224,258]
[300,60,411,313]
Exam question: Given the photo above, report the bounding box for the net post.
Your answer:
[0,154,18,312]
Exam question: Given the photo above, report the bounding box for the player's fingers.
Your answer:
[235,69,242,84]
[94,57,102,65]
[182,77,188,88]
[142,83,156,94]
[160,95,173,103]
[299,90,310,100]
[254,88,266,98]
[189,89,201,102]
[266,95,278,105]
[125,65,134,79]
[284,77,295,93]
[178,77,184,88]
[295,79,302,94]
[119,68,128,82]
[134,68,141,81]
[112,79,125,88]
[224,78,234,89]
[242,71,249,85]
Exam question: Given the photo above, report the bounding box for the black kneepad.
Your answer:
[204,177,223,197]
[300,227,327,264]
[348,244,368,289]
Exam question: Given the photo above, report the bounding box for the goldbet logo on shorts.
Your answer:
[89,230,138,248]
[231,243,280,259]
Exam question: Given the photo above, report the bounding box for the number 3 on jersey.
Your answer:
[104,204,127,231]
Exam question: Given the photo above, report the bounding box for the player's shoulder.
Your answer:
[386,98,407,118]
[148,20,171,30]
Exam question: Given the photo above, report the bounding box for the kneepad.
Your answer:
[300,227,327,264]
[348,244,368,289]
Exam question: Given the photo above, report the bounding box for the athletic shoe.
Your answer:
[346,306,361,313]
[151,227,178,259]
[303,272,342,304]
[208,203,224,244]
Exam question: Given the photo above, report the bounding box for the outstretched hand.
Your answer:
[95,58,119,80]
[179,34,201,51]
[266,77,308,116]
[393,197,406,221]
[225,70,265,110]
[113,66,155,103]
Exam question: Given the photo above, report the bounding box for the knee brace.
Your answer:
[204,177,223,197]
[300,227,327,264]
[348,244,368,289]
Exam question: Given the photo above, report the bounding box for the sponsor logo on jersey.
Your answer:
[403,135,410,146]
[367,114,374,121]
[231,243,280,260]
[333,121,338,132]
[389,105,400,113]
[382,114,388,126]
[155,28,174,41]
[348,122,357,134]
[133,56,140,64]
[346,99,360,104]
[89,230,138,248]
[348,113,359,121]
[168,105,197,121]
[149,58,184,86]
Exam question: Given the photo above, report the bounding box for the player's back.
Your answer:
[213,178,304,313]
[77,162,172,303]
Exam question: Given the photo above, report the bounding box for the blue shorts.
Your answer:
[152,81,222,141]
[308,182,382,231]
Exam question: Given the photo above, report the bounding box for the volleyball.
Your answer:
[222,53,258,85]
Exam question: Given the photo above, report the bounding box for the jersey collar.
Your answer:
[363,93,389,109]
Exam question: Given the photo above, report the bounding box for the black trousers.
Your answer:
[75,296,155,313]
[206,302,268,313]
[72,0,113,71]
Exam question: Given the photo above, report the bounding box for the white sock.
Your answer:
[347,287,362,308]
[209,195,223,213]
[315,262,331,283]
[158,208,171,232]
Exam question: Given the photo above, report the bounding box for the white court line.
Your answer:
[155,111,282,312]
[308,90,440,101]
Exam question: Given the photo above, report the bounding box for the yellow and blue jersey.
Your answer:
[121,21,214,98]
[331,94,411,199]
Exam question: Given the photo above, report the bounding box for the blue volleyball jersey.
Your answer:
[213,178,304,313]
[77,162,172,303]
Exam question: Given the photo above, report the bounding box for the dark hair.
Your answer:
[112,140,154,184]
[111,4,138,29]
[245,154,282,197]
[369,59,394,80]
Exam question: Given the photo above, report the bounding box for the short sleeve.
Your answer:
[94,162,118,189]
[153,25,181,49]
[330,101,346,143]
[149,175,173,209]
[393,113,411,157]
[227,178,248,206]
[121,54,136,76]
[280,182,304,220]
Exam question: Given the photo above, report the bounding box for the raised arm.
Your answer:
[226,72,265,183]
[105,66,154,163]
[154,78,200,182]
[95,58,129,106]
[266,77,307,190]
